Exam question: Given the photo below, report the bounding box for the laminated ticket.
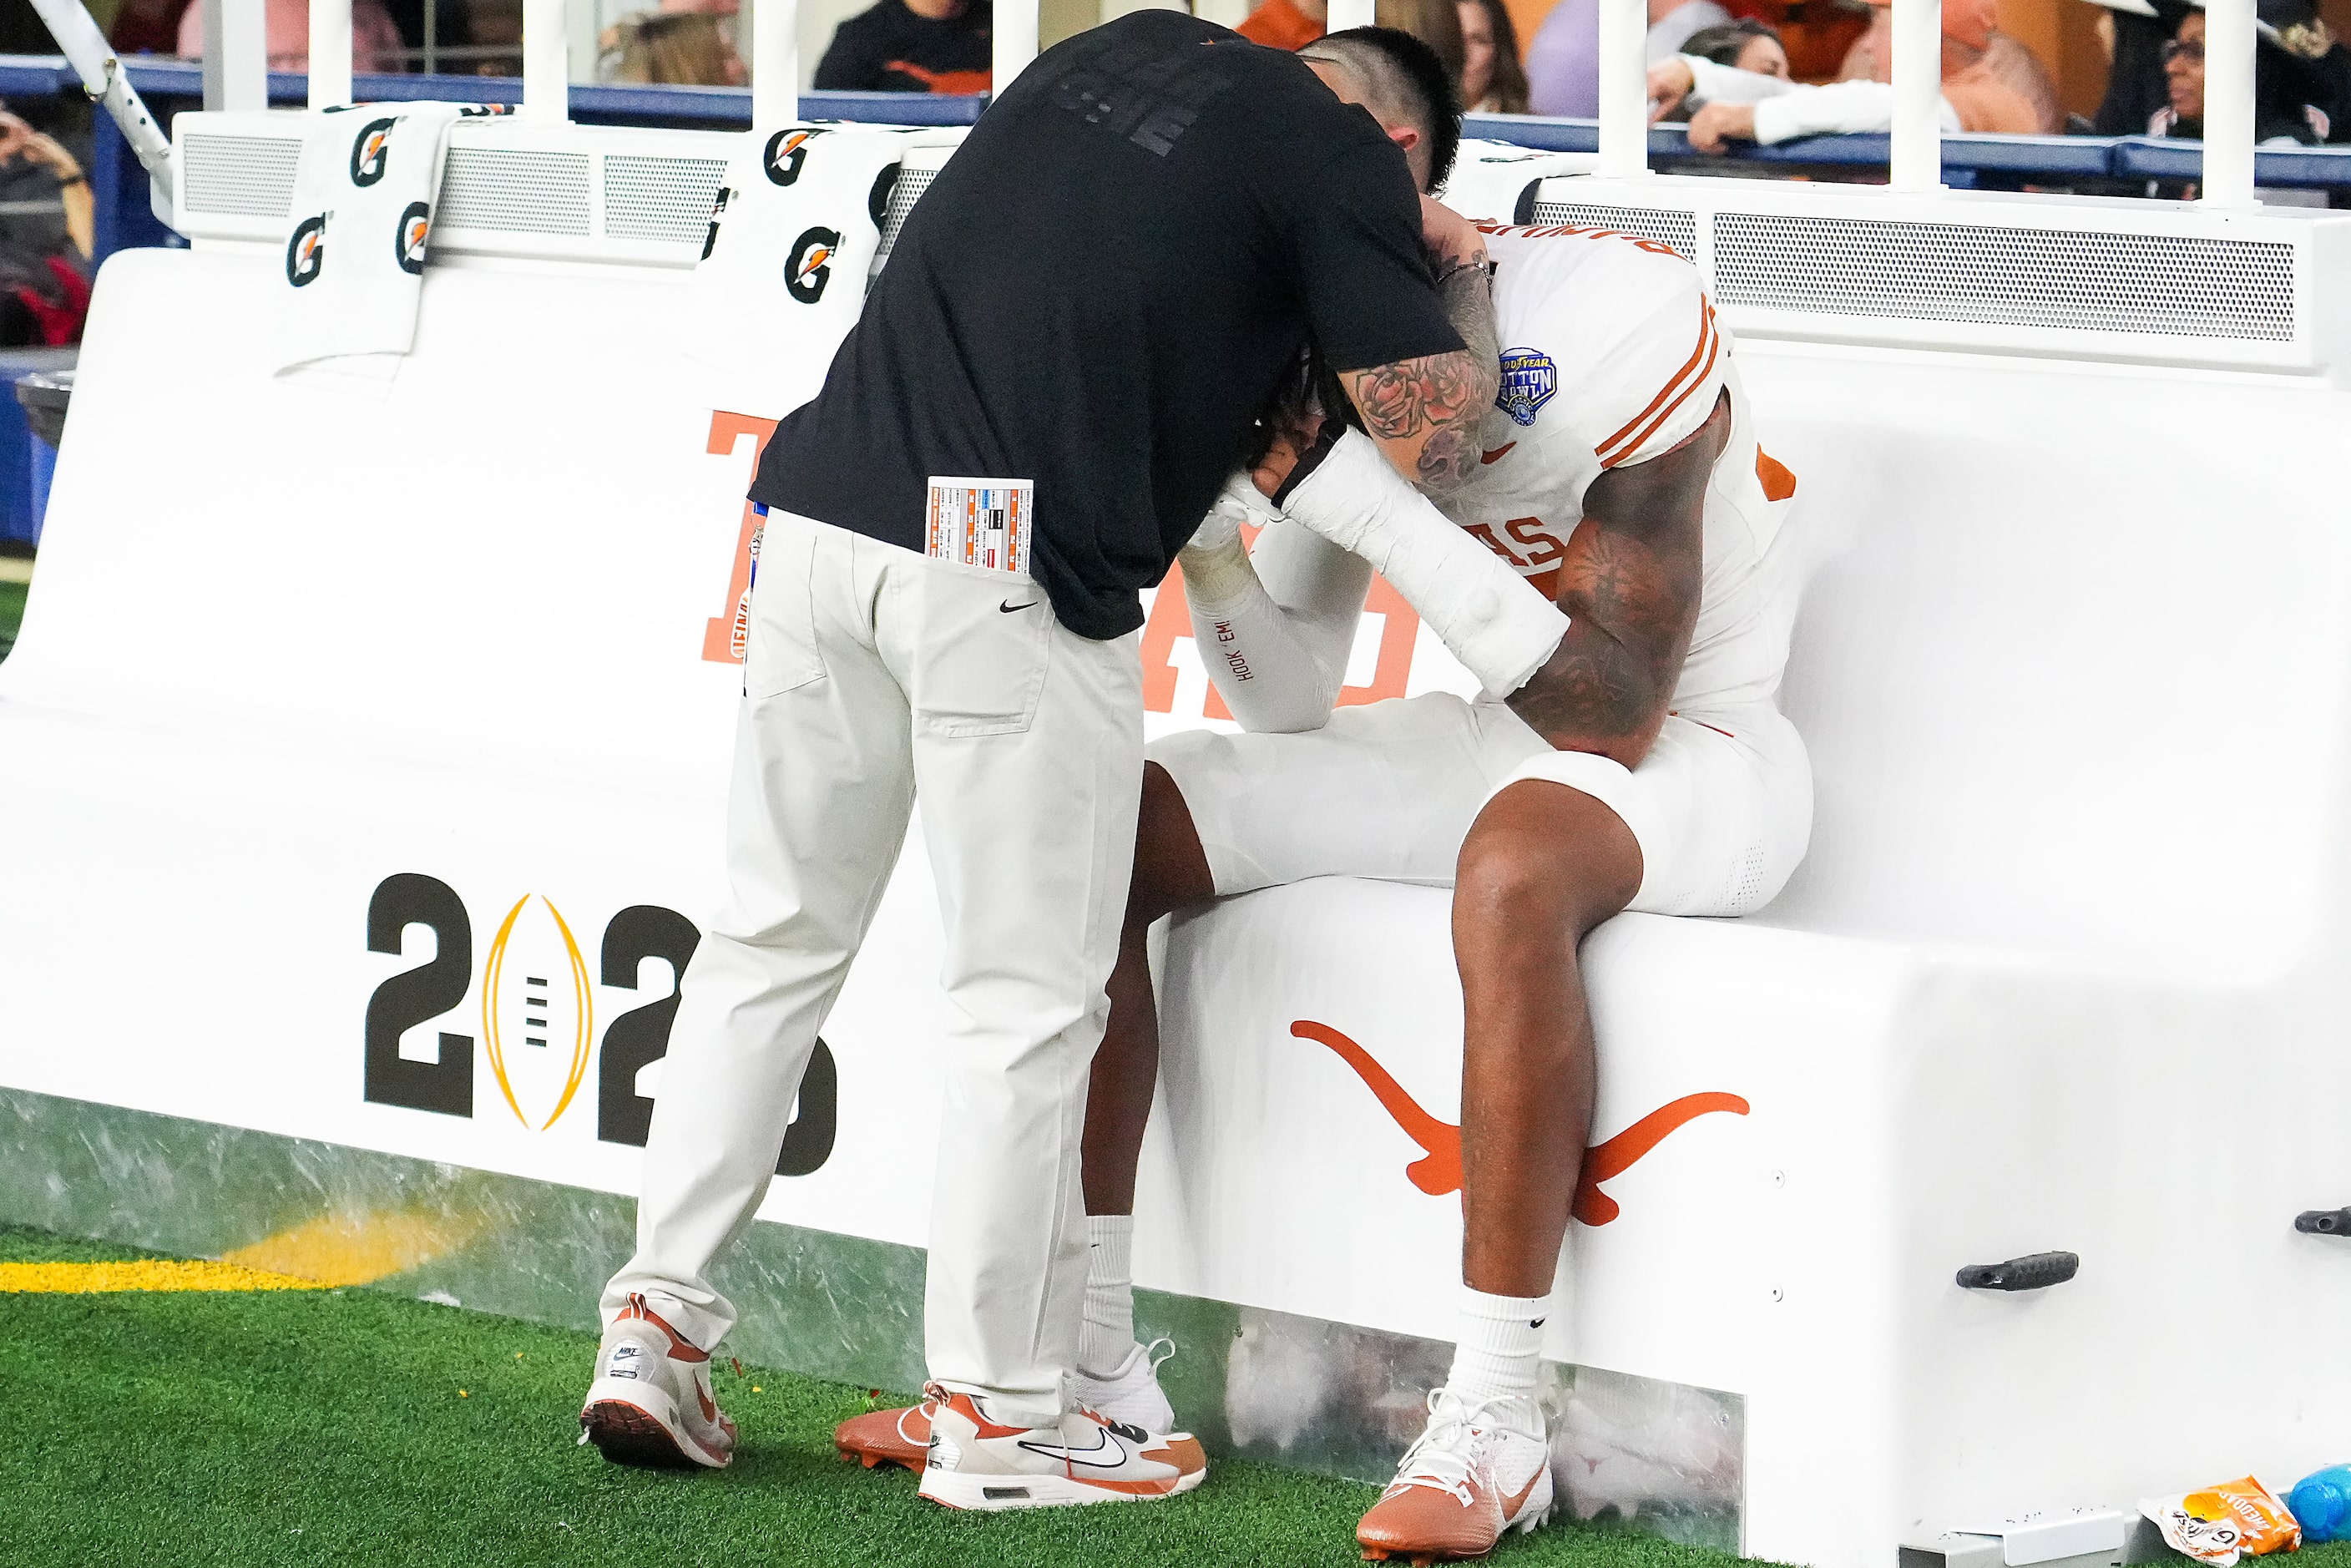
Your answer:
[925,477,1034,575]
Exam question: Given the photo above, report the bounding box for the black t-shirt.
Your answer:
[812,0,994,94]
[752,10,1464,640]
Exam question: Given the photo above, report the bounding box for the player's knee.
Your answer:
[1454,782,1641,944]
[1126,761,1216,928]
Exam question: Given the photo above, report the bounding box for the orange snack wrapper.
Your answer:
[2141,1476,2303,1566]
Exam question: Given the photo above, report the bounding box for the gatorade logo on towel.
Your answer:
[397,202,431,276]
[764,127,827,187]
[286,214,327,287]
[350,118,398,187]
[786,226,842,304]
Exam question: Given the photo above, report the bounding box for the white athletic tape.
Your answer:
[1276,429,1570,697]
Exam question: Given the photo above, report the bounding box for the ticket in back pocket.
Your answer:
[926,477,1034,575]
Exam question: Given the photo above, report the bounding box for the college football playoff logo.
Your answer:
[286,213,328,286]
[764,127,827,187]
[349,117,398,187]
[396,200,431,275]
[786,225,841,304]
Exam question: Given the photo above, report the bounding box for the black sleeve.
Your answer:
[813,17,879,90]
[1279,140,1467,374]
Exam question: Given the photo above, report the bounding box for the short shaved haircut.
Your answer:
[1300,26,1464,193]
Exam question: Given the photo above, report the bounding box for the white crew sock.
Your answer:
[1079,1213,1139,1379]
[1443,1286,1553,1406]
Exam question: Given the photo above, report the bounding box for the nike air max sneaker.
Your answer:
[915,1384,1207,1510]
[1356,1388,1553,1563]
[836,1339,1179,1473]
[579,1292,736,1469]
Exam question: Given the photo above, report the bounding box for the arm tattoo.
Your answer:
[1345,345,1491,493]
[1504,392,1727,761]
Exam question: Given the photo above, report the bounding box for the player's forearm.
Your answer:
[1504,618,1682,767]
[1180,511,1364,732]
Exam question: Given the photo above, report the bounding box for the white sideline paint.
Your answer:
[8,129,2351,1568]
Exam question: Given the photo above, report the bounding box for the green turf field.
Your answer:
[0,576,26,660]
[0,1224,1764,1568]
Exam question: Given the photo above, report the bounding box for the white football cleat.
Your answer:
[579,1292,736,1469]
[916,1383,1207,1510]
[836,1339,1180,1474]
[1356,1388,1554,1562]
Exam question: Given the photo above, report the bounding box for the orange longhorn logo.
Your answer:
[1288,1020,1750,1225]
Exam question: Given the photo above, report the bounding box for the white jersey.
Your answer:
[1442,222,1800,711]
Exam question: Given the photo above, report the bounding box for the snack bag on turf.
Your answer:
[2141,1476,2303,1566]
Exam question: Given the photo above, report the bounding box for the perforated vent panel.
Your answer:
[603,154,726,245]
[1712,212,2296,341]
[876,165,936,260]
[1526,201,1697,260]
[437,148,593,236]
[181,134,300,217]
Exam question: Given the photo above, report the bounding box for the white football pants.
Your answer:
[602,512,1144,1426]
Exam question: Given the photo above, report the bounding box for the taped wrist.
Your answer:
[1178,529,1346,733]
[1277,428,1570,696]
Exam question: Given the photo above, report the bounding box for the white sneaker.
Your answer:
[579,1292,736,1469]
[1074,1337,1177,1434]
[1355,1388,1554,1562]
[836,1339,1180,1474]
[916,1383,1208,1510]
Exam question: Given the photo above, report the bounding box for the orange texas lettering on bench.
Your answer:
[1288,1019,1750,1226]
[700,407,1427,716]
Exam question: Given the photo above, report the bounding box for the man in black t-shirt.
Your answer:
[585,10,1500,1507]
[813,0,993,95]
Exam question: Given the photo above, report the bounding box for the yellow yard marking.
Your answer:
[220,1207,488,1288]
[0,1260,326,1292]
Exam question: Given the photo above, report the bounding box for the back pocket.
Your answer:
[907,566,1054,738]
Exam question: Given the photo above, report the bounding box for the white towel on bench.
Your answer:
[272,101,508,392]
[682,124,919,417]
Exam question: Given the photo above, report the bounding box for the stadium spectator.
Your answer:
[1526,0,1732,116]
[109,0,192,55]
[600,6,746,86]
[1682,17,1790,78]
[1238,0,1329,52]
[812,0,991,93]
[2141,3,2350,143]
[1459,0,1532,113]
[1836,0,2061,132]
[0,107,90,347]
[1241,0,1467,90]
[176,0,407,73]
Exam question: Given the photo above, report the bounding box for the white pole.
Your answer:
[1595,0,1645,176]
[992,0,1036,96]
[308,0,351,107]
[752,0,798,124]
[1327,0,1376,29]
[1888,0,1940,190]
[220,0,265,109]
[522,0,569,123]
[2201,0,2257,205]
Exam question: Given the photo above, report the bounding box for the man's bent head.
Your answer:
[1300,26,1464,195]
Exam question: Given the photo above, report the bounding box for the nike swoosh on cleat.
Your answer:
[1501,1473,1543,1518]
[999,599,1039,613]
[1015,1428,1134,1470]
[1480,443,1516,464]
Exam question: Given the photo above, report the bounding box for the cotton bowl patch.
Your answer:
[1496,346,1556,427]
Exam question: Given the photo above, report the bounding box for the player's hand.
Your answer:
[1647,58,1695,122]
[1418,195,1487,277]
[1685,102,1757,154]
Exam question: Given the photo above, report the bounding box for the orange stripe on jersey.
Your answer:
[1600,303,1720,469]
[1595,297,1714,464]
[1757,449,1797,502]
